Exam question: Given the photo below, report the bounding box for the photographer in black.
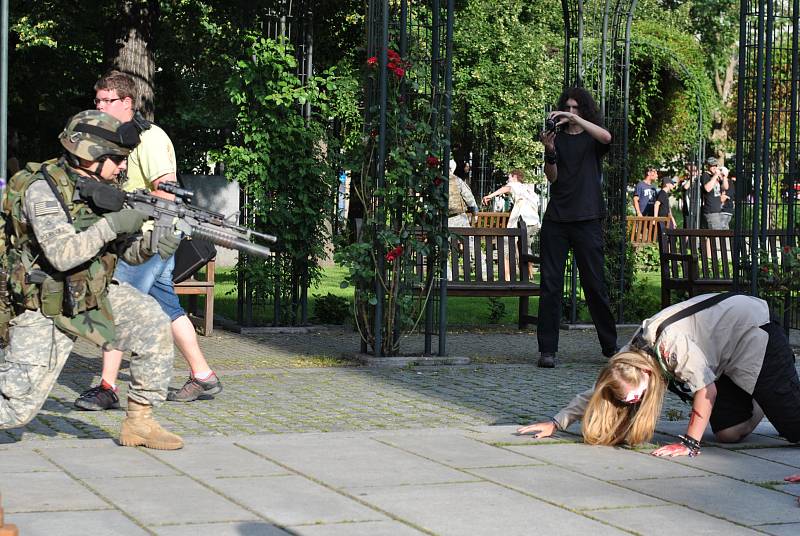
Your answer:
[536,87,618,368]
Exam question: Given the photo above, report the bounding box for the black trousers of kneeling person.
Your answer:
[536,218,618,356]
[710,322,800,443]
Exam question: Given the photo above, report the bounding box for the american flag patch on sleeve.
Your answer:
[33,200,61,217]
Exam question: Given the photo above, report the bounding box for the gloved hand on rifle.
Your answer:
[103,209,146,235]
[152,233,181,260]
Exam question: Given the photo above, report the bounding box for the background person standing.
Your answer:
[653,176,677,229]
[536,87,618,368]
[632,166,658,216]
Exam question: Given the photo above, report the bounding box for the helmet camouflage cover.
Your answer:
[59,110,140,161]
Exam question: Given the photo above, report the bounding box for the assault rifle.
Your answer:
[75,177,276,259]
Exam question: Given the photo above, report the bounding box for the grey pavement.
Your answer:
[1,326,799,535]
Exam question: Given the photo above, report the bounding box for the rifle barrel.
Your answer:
[190,225,272,259]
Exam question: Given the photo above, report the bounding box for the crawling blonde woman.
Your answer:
[518,293,800,458]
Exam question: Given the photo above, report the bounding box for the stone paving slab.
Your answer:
[0,450,60,474]
[5,511,151,536]
[505,443,707,480]
[152,522,290,535]
[149,443,291,478]
[758,523,800,536]
[352,481,629,536]
[237,435,475,488]
[205,474,387,526]
[739,447,800,469]
[470,465,666,510]
[2,471,110,512]
[667,446,800,483]
[374,430,542,468]
[288,520,427,536]
[616,474,799,525]
[42,445,180,479]
[588,504,764,536]
[84,475,258,526]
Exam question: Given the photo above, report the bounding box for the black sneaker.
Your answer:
[537,353,556,368]
[167,374,223,402]
[602,346,621,358]
[74,385,120,411]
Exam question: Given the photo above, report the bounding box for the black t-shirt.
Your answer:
[701,171,721,214]
[721,181,734,214]
[545,130,609,222]
[655,189,671,217]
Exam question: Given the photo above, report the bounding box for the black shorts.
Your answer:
[709,322,800,443]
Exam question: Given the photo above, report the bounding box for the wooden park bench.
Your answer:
[174,259,216,335]
[474,211,510,229]
[657,226,793,308]
[627,216,670,247]
[412,227,540,329]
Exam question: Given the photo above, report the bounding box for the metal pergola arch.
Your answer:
[734,0,800,330]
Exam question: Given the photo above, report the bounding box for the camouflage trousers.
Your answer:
[0,283,174,428]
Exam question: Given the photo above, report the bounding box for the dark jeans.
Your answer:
[536,219,617,355]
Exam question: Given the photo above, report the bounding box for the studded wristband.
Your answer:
[678,434,701,457]
[544,151,557,165]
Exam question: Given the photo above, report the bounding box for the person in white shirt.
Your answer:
[482,169,541,254]
[517,294,800,457]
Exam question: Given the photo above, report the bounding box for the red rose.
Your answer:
[784,245,792,253]
[761,266,770,273]
[367,56,377,66]
[433,177,443,186]
[426,155,440,168]
[388,49,400,60]
[393,67,405,77]
[370,128,379,138]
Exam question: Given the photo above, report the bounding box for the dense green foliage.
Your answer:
[214,36,337,324]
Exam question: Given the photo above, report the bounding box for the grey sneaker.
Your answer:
[167,374,223,402]
[537,353,556,368]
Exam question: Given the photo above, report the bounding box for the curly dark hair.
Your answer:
[556,87,603,126]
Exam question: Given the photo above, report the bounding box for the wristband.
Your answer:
[544,151,557,165]
[678,434,701,457]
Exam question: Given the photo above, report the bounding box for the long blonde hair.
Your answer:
[581,350,667,446]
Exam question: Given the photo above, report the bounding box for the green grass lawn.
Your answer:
[191,264,662,328]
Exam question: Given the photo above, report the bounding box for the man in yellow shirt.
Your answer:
[74,71,222,411]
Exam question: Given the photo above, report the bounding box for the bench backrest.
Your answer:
[628,216,670,247]
[412,227,531,284]
[659,227,734,281]
[659,227,794,282]
[474,212,510,229]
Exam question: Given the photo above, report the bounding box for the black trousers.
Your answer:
[711,322,800,443]
[536,219,617,355]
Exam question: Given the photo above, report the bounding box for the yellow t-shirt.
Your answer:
[125,124,177,192]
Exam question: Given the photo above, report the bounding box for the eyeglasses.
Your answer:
[94,97,121,106]
[105,154,126,165]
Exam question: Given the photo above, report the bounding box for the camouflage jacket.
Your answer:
[3,160,152,347]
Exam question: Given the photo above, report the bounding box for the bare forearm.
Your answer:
[544,163,557,183]
[687,384,716,441]
[576,116,612,144]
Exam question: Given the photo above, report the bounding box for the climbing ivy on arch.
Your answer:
[627,18,718,179]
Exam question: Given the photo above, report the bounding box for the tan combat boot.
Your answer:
[119,399,183,450]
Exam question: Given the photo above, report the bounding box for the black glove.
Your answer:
[103,209,146,235]
[155,233,181,259]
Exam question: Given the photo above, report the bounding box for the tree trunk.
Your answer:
[710,48,738,167]
[105,1,159,120]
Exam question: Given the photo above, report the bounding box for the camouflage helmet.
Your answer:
[59,110,140,161]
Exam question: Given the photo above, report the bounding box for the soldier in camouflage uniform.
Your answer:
[0,110,183,450]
